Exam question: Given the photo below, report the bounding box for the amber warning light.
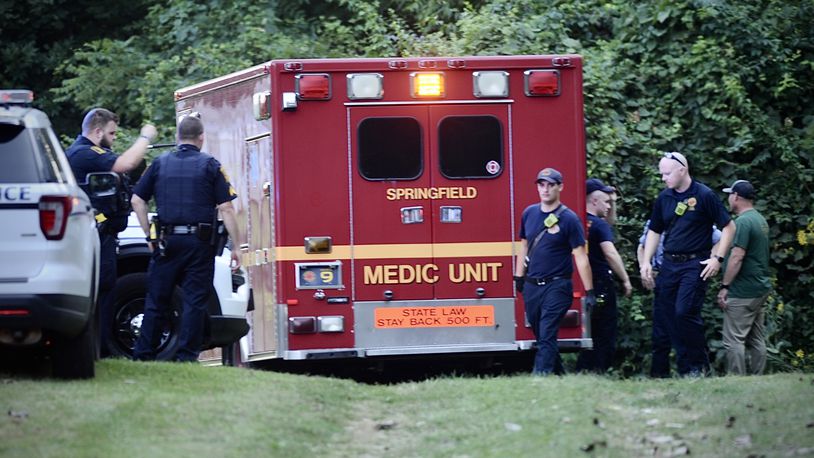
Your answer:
[411,72,445,98]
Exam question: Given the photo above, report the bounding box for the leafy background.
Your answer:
[2,0,812,374]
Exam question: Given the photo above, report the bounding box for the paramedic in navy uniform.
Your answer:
[640,152,734,376]
[576,178,632,373]
[66,108,156,356]
[514,168,595,375]
[130,115,241,362]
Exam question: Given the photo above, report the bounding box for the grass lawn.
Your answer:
[1,359,813,457]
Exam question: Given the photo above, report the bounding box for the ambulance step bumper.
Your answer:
[364,343,520,357]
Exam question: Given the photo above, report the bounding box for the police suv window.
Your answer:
[358,117,422,180]
[33,128,63,183]
[0,124,39,183]
[438,116,503,179]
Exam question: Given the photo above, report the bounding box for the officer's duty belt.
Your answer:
[166,225,198,235]
[663,251,707,263]
[525,276,567,286]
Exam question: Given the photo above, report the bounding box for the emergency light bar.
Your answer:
[524,70,560,96]
[410,72,445,98]
[347,73,384,100]
[473,71,509,98]
[295,74,331,100]
[0,89,34,106]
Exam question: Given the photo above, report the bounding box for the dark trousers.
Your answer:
[576,276,617,373]
[650,279,672,377]
[523,279,573,375]
[97,231,118,356]
[654,258,710,375]
[133,235,214,362]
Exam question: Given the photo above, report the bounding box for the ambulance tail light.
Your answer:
[347,73,383,100]
[473,71,509,98]
[318,316,344,333]
[39,195,72,240]
[524,70,560,96]
[410,72,445,98]
[295,74,331,100]
[289,317,317,334]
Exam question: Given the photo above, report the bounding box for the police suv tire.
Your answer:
[51,319,95,379]
[108,272,182,361]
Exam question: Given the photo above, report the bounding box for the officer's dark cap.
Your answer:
[536,168,563,184]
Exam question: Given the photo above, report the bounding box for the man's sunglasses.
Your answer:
[664,152,686,167]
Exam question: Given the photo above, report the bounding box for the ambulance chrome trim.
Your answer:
[517,338,593,350]
[344,99,514,107]
[274,241,518,261]
[364,343,518,356]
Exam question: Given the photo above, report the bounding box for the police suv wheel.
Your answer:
[108,272,182,360]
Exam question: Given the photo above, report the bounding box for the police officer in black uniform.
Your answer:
[66,108,157,356]
[130,114,241,362]
[640,152,734,376]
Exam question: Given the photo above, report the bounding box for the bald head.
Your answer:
[659,151,691,191]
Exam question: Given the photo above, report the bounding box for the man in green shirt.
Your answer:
[717,180,772,375]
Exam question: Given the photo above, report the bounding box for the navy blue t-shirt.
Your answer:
[648,180,731,254]
[587,213,613,276]
[519,203,585,279]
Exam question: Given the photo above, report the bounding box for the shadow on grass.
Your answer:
[251,351,538,384]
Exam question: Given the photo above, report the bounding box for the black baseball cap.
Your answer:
[586,178,614,194]
[722,179,756,200]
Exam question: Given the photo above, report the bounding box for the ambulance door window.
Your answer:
[438,115,502,179]
[358,117,422,180]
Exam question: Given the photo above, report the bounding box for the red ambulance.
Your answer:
[173,55,591,363]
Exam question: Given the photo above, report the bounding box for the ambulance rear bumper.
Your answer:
[281,339,592,360]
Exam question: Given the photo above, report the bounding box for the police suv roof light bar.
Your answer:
[0,90,34,107]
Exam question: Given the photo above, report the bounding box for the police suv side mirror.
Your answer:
[85,172,120,198]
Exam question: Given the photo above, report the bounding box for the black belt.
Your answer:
[525,276,567,286]
[165,224,198,235]
[663,251,707,263]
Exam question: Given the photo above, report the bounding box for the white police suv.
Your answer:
[0,90,100,378]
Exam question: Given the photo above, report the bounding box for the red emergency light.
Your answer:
[295,74,331,100]
[524,70,560,96]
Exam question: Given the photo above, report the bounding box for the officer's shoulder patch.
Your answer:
[91,146,106,155]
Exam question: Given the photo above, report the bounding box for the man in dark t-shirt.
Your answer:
[576,178,632,373]
[640,152,735,376]
[514,168,595,375]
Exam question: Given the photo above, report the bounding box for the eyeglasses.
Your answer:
[664,152,686,167]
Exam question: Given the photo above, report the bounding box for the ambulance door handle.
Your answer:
[475,287,486,298]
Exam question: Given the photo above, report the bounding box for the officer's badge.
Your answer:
[91,146,106,155]
[675,201,688,216]
[687,197,697,211]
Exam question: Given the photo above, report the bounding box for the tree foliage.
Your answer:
[6,0,813,373]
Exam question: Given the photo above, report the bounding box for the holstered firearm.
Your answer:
[211,213,229,256]
[149,215,166,257]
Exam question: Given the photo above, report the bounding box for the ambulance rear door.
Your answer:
[348,105,433,302]
[427,103,514,300]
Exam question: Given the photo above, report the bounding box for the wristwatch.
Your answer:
[721,284,730,290]
[714,255,725,263]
